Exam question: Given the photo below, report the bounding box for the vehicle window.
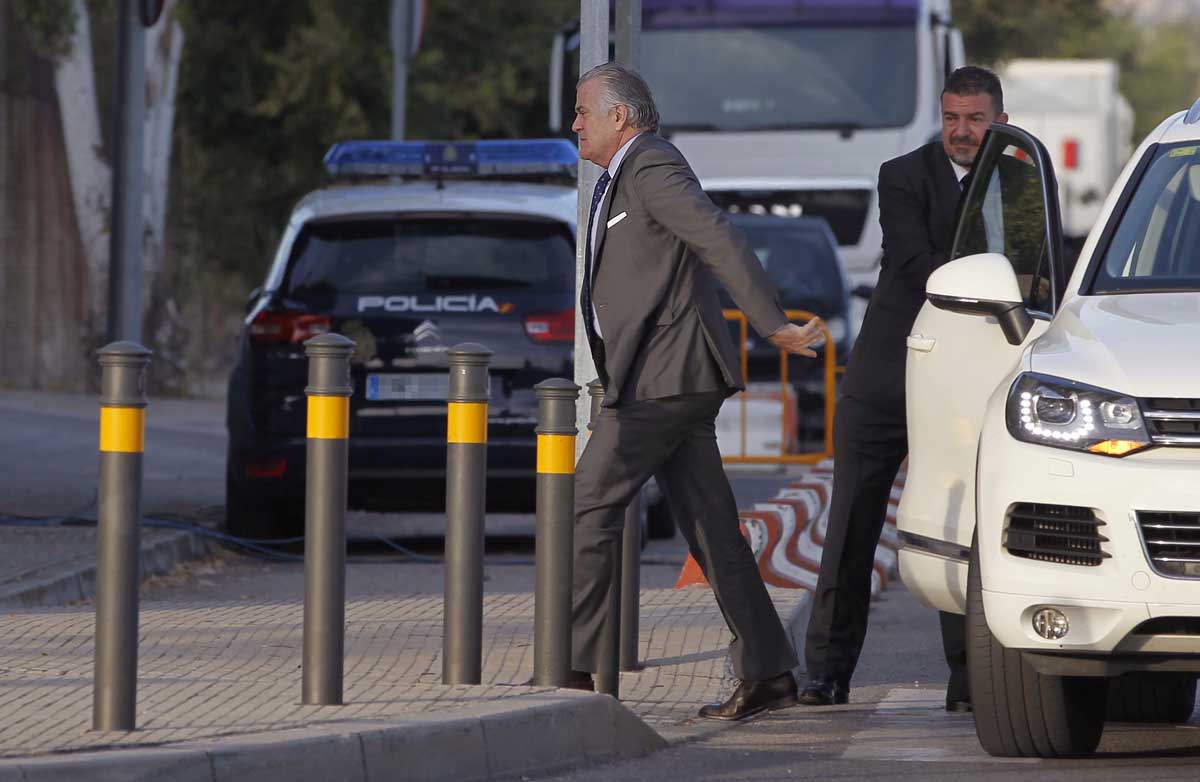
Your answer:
[643,26,917,132]
[719,225,842,309]
[283,217,575,296]
[1092,144,1200,293]
[954,140,1054,314]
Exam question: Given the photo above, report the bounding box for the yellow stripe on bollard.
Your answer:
[537,434,576,475]
[307,396,349,440]
[447,402,488,444]
[99,407,145,453]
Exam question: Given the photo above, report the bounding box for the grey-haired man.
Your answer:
[565,62,824,720]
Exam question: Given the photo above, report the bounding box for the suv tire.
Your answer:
[1106,673,1198,723]
[967,539,1107,757]
[646,493,677,540]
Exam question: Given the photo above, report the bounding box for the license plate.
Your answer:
[365,373,450,401]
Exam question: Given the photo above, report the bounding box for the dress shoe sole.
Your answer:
[698,692,800,721]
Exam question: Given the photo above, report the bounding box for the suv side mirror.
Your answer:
[926,253,1032,346]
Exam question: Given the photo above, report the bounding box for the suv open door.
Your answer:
[897,123,1067,613]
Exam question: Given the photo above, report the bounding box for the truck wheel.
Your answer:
[225,468,301,542]
[1106,673,1198,723]
[967,540,1107,757]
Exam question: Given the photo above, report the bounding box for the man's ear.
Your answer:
[612,103,629,129]
[997,111,1009,125]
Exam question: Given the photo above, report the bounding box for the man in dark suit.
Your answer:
[797,67,1008,711]
[566,62,825,720]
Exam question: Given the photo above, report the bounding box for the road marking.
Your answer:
[841,687,1038,764]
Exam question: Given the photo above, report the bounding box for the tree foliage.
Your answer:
[954,0,1200,141]
[171,0,576,292]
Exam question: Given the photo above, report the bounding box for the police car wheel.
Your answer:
[224,468,301,542]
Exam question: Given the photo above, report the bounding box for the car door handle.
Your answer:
[906,334,936,352]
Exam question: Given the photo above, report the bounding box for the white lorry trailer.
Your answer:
[999,59,1134,268]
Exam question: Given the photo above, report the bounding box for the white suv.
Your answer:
[898,99,1200,757]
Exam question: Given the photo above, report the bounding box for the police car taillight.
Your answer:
[522,310,574,343]
[323,139,578,179]
[249,311,331,344]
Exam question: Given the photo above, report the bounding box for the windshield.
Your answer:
[1091,143,1200,294]
[642,26,917,132]
[283,216,575,296]
[719,221,844,309]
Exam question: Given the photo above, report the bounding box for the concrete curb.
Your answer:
[0,527,215,609]
[2,692,666,782]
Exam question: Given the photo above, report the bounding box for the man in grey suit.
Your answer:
[567,62,825,720]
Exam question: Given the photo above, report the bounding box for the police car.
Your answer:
[898,100,1200,756]
[225,140,669,539]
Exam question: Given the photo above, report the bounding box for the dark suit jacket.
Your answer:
[841,141,961,417]
[585,134,788,407]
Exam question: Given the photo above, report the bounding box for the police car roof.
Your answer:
[290,180,579,229]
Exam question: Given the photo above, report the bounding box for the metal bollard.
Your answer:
[443,343,492,685]
[620,494,642,671]
[93,341,151,731]
[533,378,580,686]
[301,332,355,706]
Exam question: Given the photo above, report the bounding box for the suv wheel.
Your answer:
[967,539,1106,757]
[1106,673,1198,723]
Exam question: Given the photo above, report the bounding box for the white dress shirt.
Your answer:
[588,133,642,338]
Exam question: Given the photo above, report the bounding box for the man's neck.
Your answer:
[599,130,642,170]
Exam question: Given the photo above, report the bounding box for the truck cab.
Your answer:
[550,0,964,328]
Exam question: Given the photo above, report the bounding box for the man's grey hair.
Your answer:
[578,62,660,134]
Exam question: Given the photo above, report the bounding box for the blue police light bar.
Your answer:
[323,139,578,179]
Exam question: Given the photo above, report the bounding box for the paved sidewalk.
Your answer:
[0,583,807,778]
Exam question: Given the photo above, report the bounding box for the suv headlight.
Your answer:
[1005,373,1151,457]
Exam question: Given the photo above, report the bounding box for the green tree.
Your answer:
[954,0,1200,140]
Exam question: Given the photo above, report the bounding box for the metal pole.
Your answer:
[442,343,492,685]
[533,378,580,686]
[107,0,147,343]
[390,0,411,140]
[615,0,642,69]
[585,380,621,697]
[301,333,355,706]
[573,0,608,460]
[620,494,641,671]
[93,341,152,731]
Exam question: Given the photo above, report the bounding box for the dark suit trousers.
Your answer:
[804,396,966,695]
[571,391,798,681]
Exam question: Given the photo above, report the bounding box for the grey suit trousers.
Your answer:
[570,391,798,681]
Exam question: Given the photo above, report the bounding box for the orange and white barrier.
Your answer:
[675,460,906,599]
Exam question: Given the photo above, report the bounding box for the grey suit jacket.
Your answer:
[586,134,788,407]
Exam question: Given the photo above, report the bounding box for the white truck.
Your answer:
[550,0,965,328]
[999,59,1134,268]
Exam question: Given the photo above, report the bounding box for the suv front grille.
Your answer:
[1004,503,1109,566]
[1135,511,1200,578]
[1142,398,1200,446]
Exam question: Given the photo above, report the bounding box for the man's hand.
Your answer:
[767,319,824,358]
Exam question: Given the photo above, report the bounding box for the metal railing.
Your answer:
[721,308,837,465]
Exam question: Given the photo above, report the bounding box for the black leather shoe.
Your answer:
[945,699,973,713]
[522,670,595,691]
[698,672,799,721]
[797,677,849,706]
